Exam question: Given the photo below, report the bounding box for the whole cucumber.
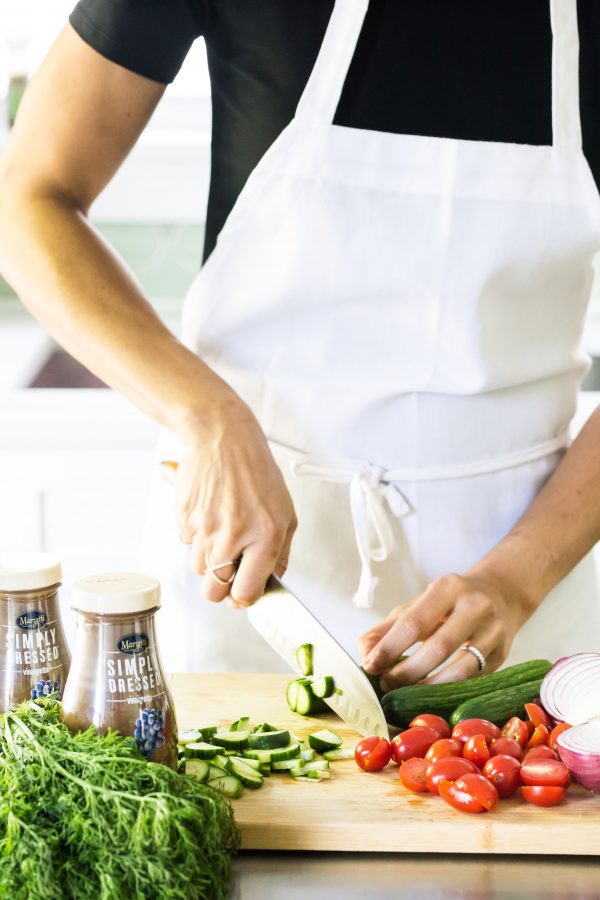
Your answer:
[449,678,544,727]
[381,659,551,728]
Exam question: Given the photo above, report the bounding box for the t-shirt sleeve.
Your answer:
[579,0,600,194]
[69,0,205,85]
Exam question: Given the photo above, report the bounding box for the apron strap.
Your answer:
[295,0,369,125]
[550,0,582,149]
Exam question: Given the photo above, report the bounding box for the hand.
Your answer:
[358,572,522,690]
[162,398,297,608]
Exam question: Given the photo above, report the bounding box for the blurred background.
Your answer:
[1,2,600,639]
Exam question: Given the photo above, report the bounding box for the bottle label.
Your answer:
[106,632,163,705]
[16,610,47,630]
[3,609,62,676]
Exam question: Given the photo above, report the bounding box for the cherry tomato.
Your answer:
[489,737,523,761]
[438,774,499,813]
[409,714,451,739]
[391,726,440,765]
[424,738,462,763]
[522,746,558,763]
[520,759,571,788]
[524,703,552,730]
[482,754,522,798]
[501,716,530,748]
[548,722,572,752]
[399,758,429,792]
[520,785,566,807]
[425,756,479,794]
[463,734,490,768]
[425,757,479,794]
[526,724,550,749]
[354,736,392,772]
[451,719,501,745]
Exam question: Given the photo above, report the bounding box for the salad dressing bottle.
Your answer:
[0,553,71,712]
[61,573,178,769]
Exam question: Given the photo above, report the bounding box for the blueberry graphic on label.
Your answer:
[30,679,62,700]
[133,707,166,758]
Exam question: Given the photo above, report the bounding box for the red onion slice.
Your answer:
[540,653,600,726]
[557,720,600,793]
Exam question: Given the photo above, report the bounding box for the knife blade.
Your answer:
[247,575,389,739]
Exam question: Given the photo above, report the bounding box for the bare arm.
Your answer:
[0,25,296,603]
[360,406,600,687]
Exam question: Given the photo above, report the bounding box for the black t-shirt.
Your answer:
[69,0,600,263]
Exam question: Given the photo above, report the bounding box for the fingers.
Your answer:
[422,627,506,685]
[357,610,400,664]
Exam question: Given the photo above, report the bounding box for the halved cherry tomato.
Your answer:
[463,734,490,768]
[439,773,499,813]
[425,757,479,794]
[489,737,523,761]
[424,738,462,763]
[399,757,429,792]
[526,724,550,749]
[501,717,529,748]
[438,778,486,813]
[482,754,522,798]
[451,719,501,745]
[354,736,392,772]
[522,746,558,763]
[548,722,572,752]
[520,785,566,807]
[409,714,451,739]
[390,726,440,765]
[524,703,552,730]
[520,759,571,788]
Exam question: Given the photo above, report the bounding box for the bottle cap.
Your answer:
[0,553,62,592]
[72,573,161,615]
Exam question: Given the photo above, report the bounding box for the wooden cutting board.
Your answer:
[171,673,600,855]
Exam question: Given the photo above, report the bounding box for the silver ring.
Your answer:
[459,643,486,672]
[204,550,236,585]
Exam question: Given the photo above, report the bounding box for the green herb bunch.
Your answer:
[0,698,239,900]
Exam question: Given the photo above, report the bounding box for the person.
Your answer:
[1,0,600,685]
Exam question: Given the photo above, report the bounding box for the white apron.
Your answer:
[142,0,600,673]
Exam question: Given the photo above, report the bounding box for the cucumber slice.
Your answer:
[199,725,219,741]
[230,716,250,732]
[296,643,314,676]
[242,748,272,764]
[300,749,317,762]
[272,759,301,772]
[208,764,229,781]
[227,758,264,790]
[295,682,328,716]
[308,769,330,780]
[269,742,301,762]
[308,729,342,752]
[259,764,271,777]
[185,759,210,782]
[207,775,243,799]
[184,741,220,760]
[293,775,325,783]
[177,758,186,774]
[311,675,335,699]
[323,748,354,761]
[213,730,251,750]
[213,754,230,769]
[230,755,260,770]
[178,729,202,745]
[248,729,290,750]
[251,722,279,733]
[290,761,330,778]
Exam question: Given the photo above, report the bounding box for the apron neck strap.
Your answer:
[295,0,368,125]
[551,0,582,149]
[296,0,582,150]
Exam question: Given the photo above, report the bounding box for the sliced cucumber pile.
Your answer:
[286,643,343,717]
[177,715,351,795]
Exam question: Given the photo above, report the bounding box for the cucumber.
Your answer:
[300,749,317,763]
[183,741,220,760]
[259,764,271,777]
[272,759,301,772]
[229,755,261,770]
[230,716,250,732]
[308,729,342,752]
[296,643,314,676]
[198,725,219,741]
[323,748,354,761]
[269,742,301,762]
[208,764,229,780]
[207,775,244,799]
[449,678,545,726]
[248,729,290,750]
[286,679,328,716]
[177,758,186,774]
[311,675,335,699]
[212,730,251,750]
[242,748,273,764]
[185,759,210,782]
[381,659,552,727]
[226,758,264,790]
[178,729,202,745]
[251,722,279,733]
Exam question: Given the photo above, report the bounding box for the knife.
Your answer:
[247,574,389,739]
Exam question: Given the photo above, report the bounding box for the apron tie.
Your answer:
[291,456,411,608]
